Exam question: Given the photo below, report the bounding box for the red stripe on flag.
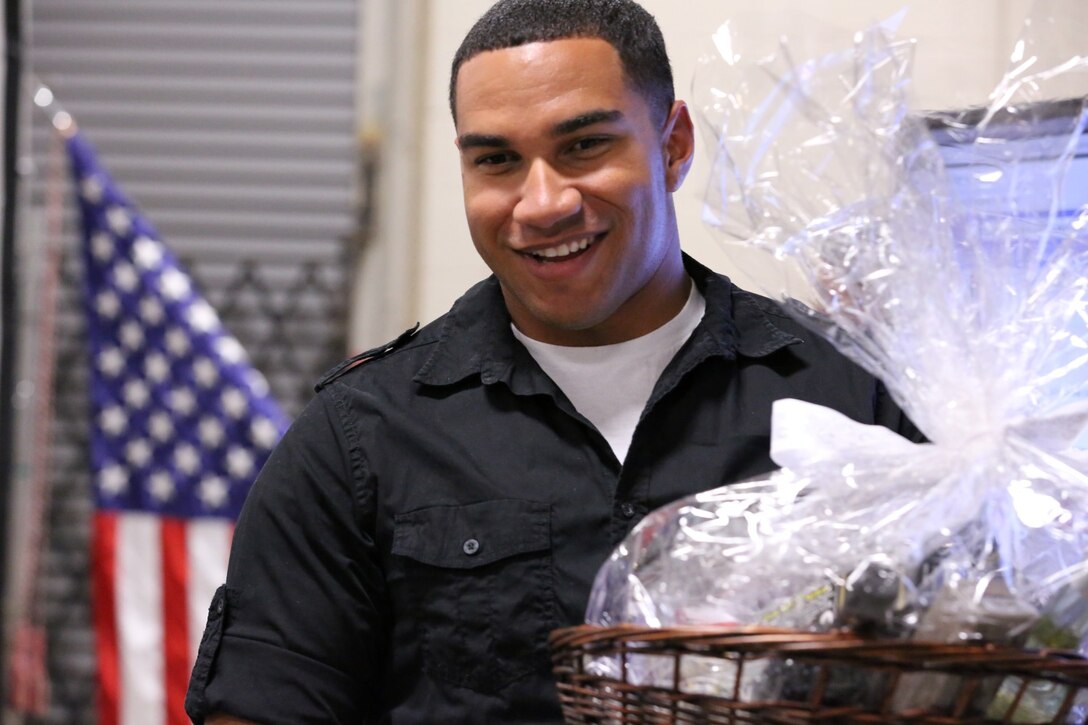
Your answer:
[92,512,120,725]
[161,517,190,725]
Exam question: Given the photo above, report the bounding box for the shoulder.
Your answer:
[731,289,848,360]
[724,287,885,406]
[314,275,509,393]
[314,317,444,392]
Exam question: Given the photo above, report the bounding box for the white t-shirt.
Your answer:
[512,284,706,463]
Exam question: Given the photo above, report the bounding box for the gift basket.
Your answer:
[550,3,1088,722]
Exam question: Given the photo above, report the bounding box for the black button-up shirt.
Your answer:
[186,256,916,724]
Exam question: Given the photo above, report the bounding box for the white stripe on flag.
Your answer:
[117,514,165,725]
[186,519,233,669]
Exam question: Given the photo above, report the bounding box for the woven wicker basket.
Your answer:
[549,624,1088,724]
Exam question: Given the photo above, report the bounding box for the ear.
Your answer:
[661,101,695,193]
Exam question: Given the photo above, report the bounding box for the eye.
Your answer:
[473,151,519,169]
[568,136,612,157]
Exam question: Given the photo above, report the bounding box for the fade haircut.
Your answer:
[449,0,674,126]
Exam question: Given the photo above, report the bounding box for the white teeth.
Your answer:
[532,236,594,259]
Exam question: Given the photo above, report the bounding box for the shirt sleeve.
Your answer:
[185,385,387,724]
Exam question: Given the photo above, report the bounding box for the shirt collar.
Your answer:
[413,253,801,389]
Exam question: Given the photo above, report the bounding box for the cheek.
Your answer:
[463,187,513,240]
[589,162,657,208]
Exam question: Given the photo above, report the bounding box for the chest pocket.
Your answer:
[392,499,555,693]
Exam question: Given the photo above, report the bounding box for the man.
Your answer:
[186,0,916,722]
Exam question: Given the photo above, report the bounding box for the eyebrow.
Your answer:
[554,109,623,136]
[457,132,509,150]
[457,109,625,150]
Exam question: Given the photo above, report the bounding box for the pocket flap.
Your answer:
[392,499,550,569]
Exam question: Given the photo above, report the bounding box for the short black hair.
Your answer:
[449,0,674,125]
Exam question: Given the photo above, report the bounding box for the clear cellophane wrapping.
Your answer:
[585,2,1088,717]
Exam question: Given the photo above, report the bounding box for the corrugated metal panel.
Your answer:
[26,1,359,721]
[30,0,359,257]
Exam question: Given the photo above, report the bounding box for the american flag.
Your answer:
[67,130,289,725]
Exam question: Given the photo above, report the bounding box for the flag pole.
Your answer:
[1,0,26,707]
[6,86,70,717]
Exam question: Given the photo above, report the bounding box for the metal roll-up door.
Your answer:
[23,2,359,720]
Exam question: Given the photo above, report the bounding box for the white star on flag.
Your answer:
[143,352,170,383]
[164,327,191,357]
[100,406,128,436]
[187,299,220,333]
[119,320,144,350]
[174,443,201,475]
[148,411,174,442]
[160,268,190,301]
[198,476,229,510]
[251,416,280,449]
[198,417,225,449]
[247,369,270,397]
[98,347,126,378]
[139,296,165,325]
[81,174,104,203]
[91,232,114,261]
[106,206,131,235]
[192,357,219,388]
[96,290,121,319]
[122,379,150,409]
[147,471,176,503]
[125,439,153,468]
[169,388,196,416]
[225,446,255,480]
[132,236,162,270]
[99,465,129,496]
[221,388,247,418]
[113,261,139,292]
[216,336,246,364]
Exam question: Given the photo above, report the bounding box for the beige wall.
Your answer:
[358,0,1049,346]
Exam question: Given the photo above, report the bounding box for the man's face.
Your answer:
[454,37,694,346]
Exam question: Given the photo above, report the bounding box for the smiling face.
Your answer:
[454,37,695,346]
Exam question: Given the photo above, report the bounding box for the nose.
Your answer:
[512,158,582,230]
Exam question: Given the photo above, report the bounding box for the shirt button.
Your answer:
[619,502,637,519]
[462,538,480,555]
